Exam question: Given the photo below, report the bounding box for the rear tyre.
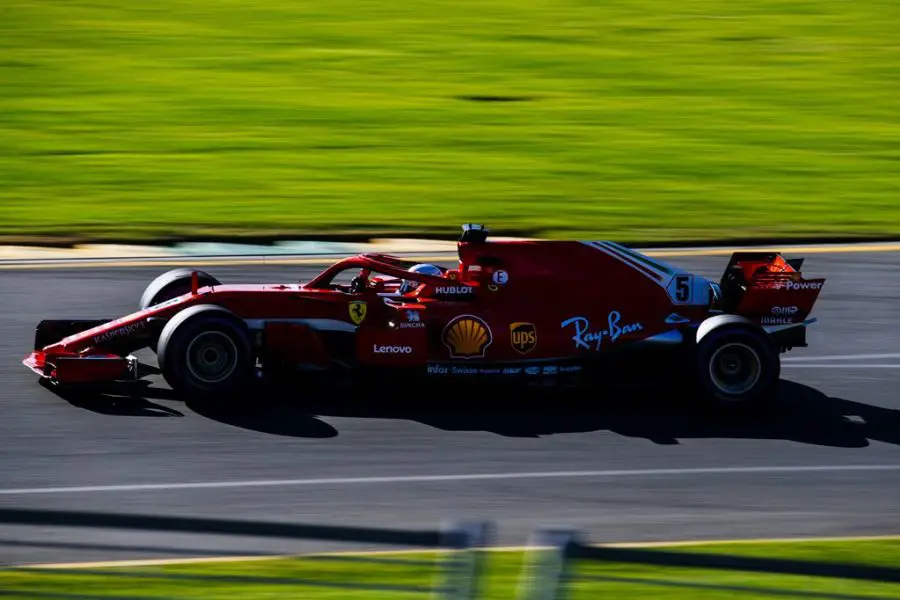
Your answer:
[157,305,254,402]
[140,269,219,310]
[694,325,780,412]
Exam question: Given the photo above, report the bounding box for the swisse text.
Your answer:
[785,280,822,290]
[373,344,413,354]
[435,286,473,295]
[771,306,799,315]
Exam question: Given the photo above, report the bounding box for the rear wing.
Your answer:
[720,252,801,281]
[719,252,825,324]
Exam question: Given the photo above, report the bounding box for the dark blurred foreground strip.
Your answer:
[570,541,900,583]
[0,507,442,547]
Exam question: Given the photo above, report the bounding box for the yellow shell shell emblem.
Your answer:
[442,315,492,359]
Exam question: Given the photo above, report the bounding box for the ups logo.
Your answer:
[509,322,536,354]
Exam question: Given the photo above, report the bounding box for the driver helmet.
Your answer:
[398,263,442,294]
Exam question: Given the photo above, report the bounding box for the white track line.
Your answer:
[784,364,900,368]
[4,240,900,270]
[2,465,899,496]
[783,353,900,362]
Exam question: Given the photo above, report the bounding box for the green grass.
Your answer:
[3,539,900,599]
[2,0,900,243]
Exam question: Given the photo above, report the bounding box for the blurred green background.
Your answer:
[2,0,899,243]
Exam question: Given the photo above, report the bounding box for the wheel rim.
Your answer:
[708,342,762,396]
[185,331,238,384]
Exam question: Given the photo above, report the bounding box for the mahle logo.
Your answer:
[509,322,536,354]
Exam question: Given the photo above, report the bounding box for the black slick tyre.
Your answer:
[157,304,254,402]
[140,269,219,310]
[694,325,780,412]
[140,269,220,353]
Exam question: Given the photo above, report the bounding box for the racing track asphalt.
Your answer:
[1,250,899,565]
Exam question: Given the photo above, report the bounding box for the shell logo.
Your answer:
[442,315,492,359]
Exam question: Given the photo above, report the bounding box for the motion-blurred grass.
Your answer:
[3,539,900,599]
[2,0,899,243]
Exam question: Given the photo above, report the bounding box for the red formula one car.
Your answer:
[23,225,825,409]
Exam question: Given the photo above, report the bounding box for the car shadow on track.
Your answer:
[188,379,900,448]
[40,379,185,417]
[43,378,900,448]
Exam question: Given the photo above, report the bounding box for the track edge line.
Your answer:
[16,534,900,569]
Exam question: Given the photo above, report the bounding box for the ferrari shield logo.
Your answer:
[349,301,367,325]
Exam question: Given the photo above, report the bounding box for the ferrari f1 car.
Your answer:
[23,225,825,409]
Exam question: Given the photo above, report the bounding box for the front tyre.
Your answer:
[694,325,780,411]
[140,269,221,353]
[157,304,254,402]
[140,269,220,310]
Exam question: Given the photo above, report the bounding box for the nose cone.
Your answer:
[23,351,47,376]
